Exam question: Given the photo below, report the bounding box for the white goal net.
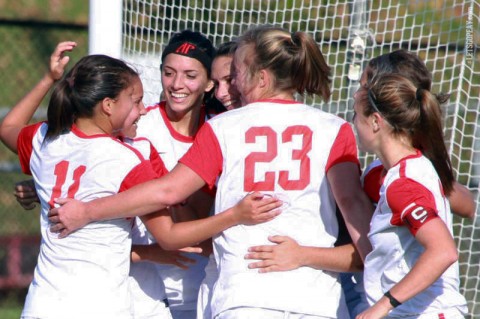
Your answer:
[121,0,479,316]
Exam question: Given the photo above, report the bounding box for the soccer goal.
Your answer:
[106,0,479,316]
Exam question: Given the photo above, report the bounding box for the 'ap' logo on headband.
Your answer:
[176,43,196,55]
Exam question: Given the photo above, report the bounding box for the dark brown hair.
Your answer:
[46,55,138,140]
[362,74,454,194]
[364,50,449,104]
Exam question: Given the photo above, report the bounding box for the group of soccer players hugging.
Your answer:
[0,24,473,319]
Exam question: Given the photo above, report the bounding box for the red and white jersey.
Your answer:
[362,159,384,205]
[136,101,210,313]
[137,101,205,170]
[17,123,158,319]
[120,136,172,318]
[181,99,359,317]
[363,151,467,318]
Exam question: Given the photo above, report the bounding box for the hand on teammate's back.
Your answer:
[246,235,302,273]
[48,198,89,237]
[232,192,282,226]
[14,179,39,210]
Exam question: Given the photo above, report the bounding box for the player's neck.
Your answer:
[75,117,112,136]
[377,140,417,170]
[166,105,201,137]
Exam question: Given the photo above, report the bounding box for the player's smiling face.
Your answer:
[120,77,145,138]
[110,85,136,136]
[161,53,214,116]
[212,55,241,110]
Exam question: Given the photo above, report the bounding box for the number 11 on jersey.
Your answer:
[48,160,86,208]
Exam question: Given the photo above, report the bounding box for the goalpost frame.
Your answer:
[89,0,123,57]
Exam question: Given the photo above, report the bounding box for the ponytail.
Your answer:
[364,74,454,195]
[45,72,77,140]
[290,31,330,101]
[237,26,331,102]
[412,88,454,195]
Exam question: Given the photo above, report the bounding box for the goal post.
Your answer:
[114,0,479,316]
[88,0,122,57]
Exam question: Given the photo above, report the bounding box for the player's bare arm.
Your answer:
[356,218,458,319]
[0,41,76,152]
[48,164,281,238]
[246,236,363,273]
[327,162,373,262]
[449,181,475,219]
[139,191,282,251]
[131,243,202,269]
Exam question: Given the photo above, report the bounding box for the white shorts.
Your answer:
[157,253,209,318]
[196,254,218,319]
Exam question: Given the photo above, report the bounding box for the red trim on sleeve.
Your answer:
[17,122,44,175]
[119,160,158,192]
[363,164,384,204]
[148,142,168,177]
[179,123,223,189]
[386,178,440,236]
[325,123,359,173]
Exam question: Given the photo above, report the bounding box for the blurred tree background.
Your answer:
[0,1,88,233]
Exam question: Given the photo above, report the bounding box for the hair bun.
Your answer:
[416,88,424,101]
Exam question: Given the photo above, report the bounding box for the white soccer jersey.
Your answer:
[123,137,172,319]
[181,99,359,318]
[137,101,203,170]
[135,101,209,315]
[17,123,158,319]
[363,151,468,318]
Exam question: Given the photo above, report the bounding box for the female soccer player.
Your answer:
[0,52,155,318]
[210,41,241,111]
[353,73,467,318]
[133,30,220,319]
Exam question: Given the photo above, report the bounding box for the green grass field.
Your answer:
[0,289,27,318]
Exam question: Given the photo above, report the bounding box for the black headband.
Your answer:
[161,41,213,72]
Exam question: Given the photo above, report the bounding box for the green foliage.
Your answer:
[0,0,88,23]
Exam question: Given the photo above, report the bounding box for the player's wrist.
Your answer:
[84,201,97,223]
[228,206,242,226]
[297,246,309,267]
[42,73,57,86]
[384,290,402,308]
